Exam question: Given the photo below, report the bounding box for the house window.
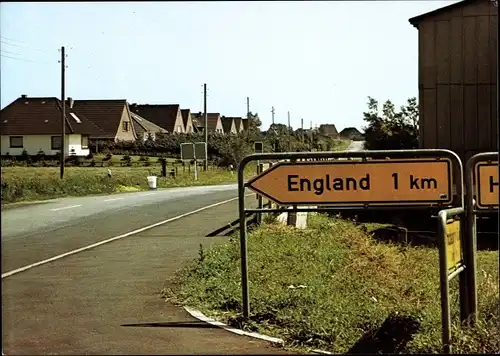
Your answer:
[123,121,129,132]
[177,126,182,133]
[81,135,89,149]
[51,136,62,150]
[9,136,23,148]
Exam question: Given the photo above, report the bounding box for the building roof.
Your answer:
[130,112,167,137]
[128,104,181,132]
[0,96,105,136]
[180,109,193,129]
[207,113,221,130]
[409,0,472,27]
[233,117,243,132]
[191,113,202,128]
[72,99,130,139]
[223,117,244,132]
[319,124,339,135]
[221,117,235,134]
[242,118,249,130]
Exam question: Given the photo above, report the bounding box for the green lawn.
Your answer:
[1,164,257,204]
[164,214,498,354]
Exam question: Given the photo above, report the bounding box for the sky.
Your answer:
[0,1,459,132]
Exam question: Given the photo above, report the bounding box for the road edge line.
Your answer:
[183,306,333,355]
[2,193,253,279]
[183,306,283,344]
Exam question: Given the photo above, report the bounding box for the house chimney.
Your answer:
[21,94,27,98]
[67,97,74,108]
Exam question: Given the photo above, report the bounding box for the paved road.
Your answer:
[2,185,288,354]
[1,184,238,240]
[347,140,365,151]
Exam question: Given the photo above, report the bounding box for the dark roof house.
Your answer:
[221,116,237,134]
[190,113,224,133]
[129,104,185,133]
[72,99,137,141]
[241,118,250,131]
[130,112,167,139]
[319,124,339,138]
[180,109,195,133]
[207,113,224,133]
[0,95,104,137]
[233,117,243,132]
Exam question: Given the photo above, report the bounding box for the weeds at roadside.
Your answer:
[164,214,499,354]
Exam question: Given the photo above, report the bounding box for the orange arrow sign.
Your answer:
[247,158,453,206]
[475,161,499,209]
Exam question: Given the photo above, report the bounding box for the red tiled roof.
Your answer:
[72,99,130,139]
[0,96,105,136]
[129,104,181,132]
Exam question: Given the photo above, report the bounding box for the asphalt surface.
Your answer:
[2,185,289,355]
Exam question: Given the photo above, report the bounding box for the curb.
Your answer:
[1,199,55,210]
[183,306,333,355]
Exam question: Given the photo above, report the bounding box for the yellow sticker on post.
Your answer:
[445,220,462,273]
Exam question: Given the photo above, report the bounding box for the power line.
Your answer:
[1,36,30,44]
[0,49,23,56]
[0,40,48,53]
[0,54,50,64]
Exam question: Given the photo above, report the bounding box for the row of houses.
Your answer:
[0,95,251,156]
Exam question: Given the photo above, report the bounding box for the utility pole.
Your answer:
[246,97,250,118]
[271,106,275,124]
[203,83,208,171]
[60,46,66,179]
[287,111,291,151]
[301,117,304,142]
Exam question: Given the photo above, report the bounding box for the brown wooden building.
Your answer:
[409,0,497,164]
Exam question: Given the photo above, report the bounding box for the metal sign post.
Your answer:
[464,152,498,325]
[254,142,264,223]
[180,143,199,181]
[237,149,464,320]
[437,207,468,354]
[195,142,207,168]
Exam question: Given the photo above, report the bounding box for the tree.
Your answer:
[363,96,419,150]
[243,111,262,141]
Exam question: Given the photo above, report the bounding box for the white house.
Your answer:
[0,95,105,156]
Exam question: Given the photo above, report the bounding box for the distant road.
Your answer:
[347,140,365,151]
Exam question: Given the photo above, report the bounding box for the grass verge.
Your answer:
[164,214,499,354]
[1,165,253,204]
